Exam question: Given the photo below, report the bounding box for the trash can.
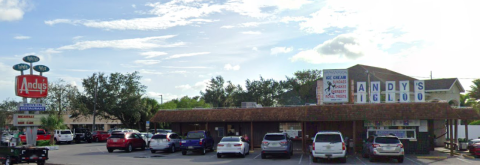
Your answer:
[459,142,468,151]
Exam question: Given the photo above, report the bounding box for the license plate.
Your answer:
[326,154,332,157]
[113,139,117,142]
[271,143,280,146]
[182,141,186,143]
[227,144,231,147]
[188,146,193,149]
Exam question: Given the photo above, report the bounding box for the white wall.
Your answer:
[456,125,480,140]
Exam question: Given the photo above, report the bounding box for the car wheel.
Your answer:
[312,156,317,163]
[151,150,156,153]
[107,148,113,153]
[201,147,206,155]
[126,144,132,153]
[182,150,187,155]
[217,153,222,158]
[36,160,45,165]
[398,156,404,163]
[369,154,375,162]
[286,153,291,159]
[261,153,266,159]
[340,156,347,163]
[240,149,246,158]
[95,138,99,142]
[171,145,175,153]
[87,139,92,143]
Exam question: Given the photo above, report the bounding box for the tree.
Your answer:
[40,114,67,145]
[279,69,322,105]
[40,79,80,116]
[468,79,480,100]
[138,97,161,131]
[71,72,147,129]
[201,76,226,107]
[0,98,21,130]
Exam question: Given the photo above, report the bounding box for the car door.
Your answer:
[170,134,179,148]
[241,137,249,152]
[365,136,374,154]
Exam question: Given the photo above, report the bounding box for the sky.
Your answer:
[1,0,479,103]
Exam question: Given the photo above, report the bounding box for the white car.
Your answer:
[54,129,74,144]
[311,131,347,163]
[217,136,250,158]
[139,132,153,146]
[149,133,181,153]
[1,132,13,145]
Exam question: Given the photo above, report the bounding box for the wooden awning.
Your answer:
[151,103,480,123]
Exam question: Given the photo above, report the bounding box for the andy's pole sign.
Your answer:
[323,69,349,103]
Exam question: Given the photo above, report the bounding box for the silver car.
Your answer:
[149,133,182,153]
[261,132,293,159]
[139,132,153,146]
[1,132,13,146]
[362,135,404,163]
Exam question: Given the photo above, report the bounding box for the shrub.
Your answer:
[36,140,51,146]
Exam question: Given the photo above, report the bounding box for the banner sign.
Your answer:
[15,75,48,98]
[370,81,381,103]
[414,80,425,102]
[13,114,48,126]
[364,120,421,127]
[356,82,366,103]
[399,81,410,103]
[323,69,349,103]
[18,103,46,111]
[385,81,396,103]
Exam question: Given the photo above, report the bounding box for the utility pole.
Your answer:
[92,76,98,131]
[160,95,163,104]
[430,71,432,80]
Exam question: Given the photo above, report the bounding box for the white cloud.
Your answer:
[240,22,260,27]
[162,66,209,69]
[169,70,187,74]
[131,4,136,8]
[13,35,30,39]
[175,79,209,91]
[225,0,313,18]
[270,46,293,55]
[139,69,162,75]
[165,52,210,59]
[290,50,352,64]
[0,0,30,22]
[56,35,183,51]
[224,64,240,71]
[42,48,61,54]
[134,60,161,65]
[145,92,178,103]
[280,16,308,23]
[252,47,258,51]
[140,51,168,58]
[242,31,261,35]
[220,25,234,29]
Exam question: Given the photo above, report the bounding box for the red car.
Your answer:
[469,143,480,157]
[107,132,146,153]
[19,129,51,144]
[92,131,110,142]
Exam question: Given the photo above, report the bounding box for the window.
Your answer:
[375,137,400,144]
[37,130,45,135]
[218,127,224,137]
[61,131,72,134]
[367,129,416,140]
[221,137,241,142]
[152,135,167,139]
[110,134,125,138]
[264,135,285,141]
[315,134,342,143]
[187,132,205,139]
[279,123,301,132]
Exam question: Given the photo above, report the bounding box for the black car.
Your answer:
[73,128,92,143]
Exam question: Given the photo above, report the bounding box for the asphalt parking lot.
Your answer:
[45,143,480,165]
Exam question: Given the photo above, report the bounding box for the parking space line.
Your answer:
[254,153,261,159]
[355,155,367,165]
[309,154,312,165]
[457,158,473,164]
[299,154,303,164]
[405,157,421,165]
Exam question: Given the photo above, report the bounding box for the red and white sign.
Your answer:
[15,75,48,98]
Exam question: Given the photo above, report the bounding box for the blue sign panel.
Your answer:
[18,103,46,111]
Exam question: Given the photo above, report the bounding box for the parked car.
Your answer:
[149,133,182,153]
[362,135,404,163]
[311,131,347,163]
[149,129,172,134]
[72,128,92,143]
[1,132,13,146]
[217,136,250,158]
[139,132,153,146]
[53,129,74,144]
[469,142,480,157]
[180,130,215,155]
[468,139,480,153]
[261,132,293,159]
[110,129,139,134]
[19,129,51,144]
[107,132,146,153]
[92,131,110,142]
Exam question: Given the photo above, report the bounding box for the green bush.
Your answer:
[36,140,51,146]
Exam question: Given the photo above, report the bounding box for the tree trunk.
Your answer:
[50,133,55,145]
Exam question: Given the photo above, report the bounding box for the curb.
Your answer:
[462,154,475,159]
[417,156,448,159]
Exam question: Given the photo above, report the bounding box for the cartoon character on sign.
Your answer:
[324,81,336,96]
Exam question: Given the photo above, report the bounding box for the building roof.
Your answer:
[424,78,465,92]
[348,64,417,92]
[150,103,480,123]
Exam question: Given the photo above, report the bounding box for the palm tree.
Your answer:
[40,114,67,145]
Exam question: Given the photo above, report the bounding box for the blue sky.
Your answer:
[1,0,479,103]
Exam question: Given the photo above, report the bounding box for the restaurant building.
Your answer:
[151,64,480,155]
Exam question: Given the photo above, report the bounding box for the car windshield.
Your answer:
[100,132,109,134]
[61,131,71,134]
[264,135,285,141]
[221,137,240,142]
[110,134,125,138]
[187,132,205,139]
[315,134,342,143]
[375,137,400,144]
[152,135,167,139]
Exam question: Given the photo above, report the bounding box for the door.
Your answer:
[171,134,180,148]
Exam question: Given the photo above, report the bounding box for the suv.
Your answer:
[180,130,215,155]
[73,128,92,143]
[261,132,293,159]
[107,132,146,153]
[54,129,74,144]
[149,132,181,153]
[362,135,404,163]
[92,131,110,142]
[311,131,347,163]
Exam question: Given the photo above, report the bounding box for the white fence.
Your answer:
[450,125,480,139]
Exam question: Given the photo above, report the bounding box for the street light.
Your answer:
[159,95,163,104]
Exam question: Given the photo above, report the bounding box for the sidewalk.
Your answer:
[430,147,477,159]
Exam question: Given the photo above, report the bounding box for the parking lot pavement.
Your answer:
[45,143,480,165]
